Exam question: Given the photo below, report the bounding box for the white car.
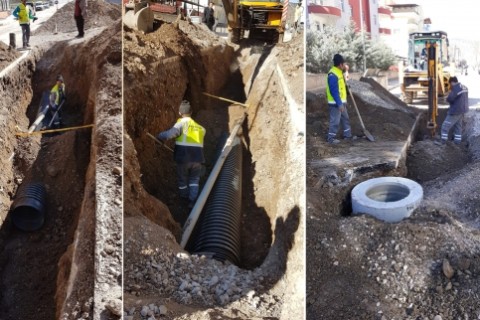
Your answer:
[35,1,47,11]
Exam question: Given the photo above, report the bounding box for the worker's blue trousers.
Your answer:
[177,162,203,202]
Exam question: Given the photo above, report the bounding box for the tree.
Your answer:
[306,21,396,73]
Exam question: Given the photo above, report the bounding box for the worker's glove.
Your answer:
[33,16,38,22]
[339,104,346,113]
[157,134,165,142]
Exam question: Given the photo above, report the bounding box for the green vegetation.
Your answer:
[307,22,396,73]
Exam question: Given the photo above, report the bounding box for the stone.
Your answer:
[46,165,58,177]
[433,316,442,320]
[442,259,454,279]
[140,306,149,317]
[104,299,122,316]
[158,305,167,315]
[113,166,122,175]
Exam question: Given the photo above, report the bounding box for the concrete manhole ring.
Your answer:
[351,177,423,222]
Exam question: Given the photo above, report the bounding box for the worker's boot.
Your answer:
[434,139,446,146]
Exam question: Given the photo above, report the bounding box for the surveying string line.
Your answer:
[15,124,95,137]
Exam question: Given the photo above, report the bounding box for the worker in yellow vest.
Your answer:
[49,75,66,127]
[326,53,352,144]
[12,0,37,49]
[158,100,206,208]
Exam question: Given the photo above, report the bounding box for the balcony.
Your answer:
[378,6,392,16]
[379,27,391,35]
[308,0,342,17]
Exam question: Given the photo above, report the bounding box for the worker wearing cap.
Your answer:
[436,76,469,145]
[158,100,206,208]
[49,75,66,127]
[12,0,37,49]
[326,53,352,144]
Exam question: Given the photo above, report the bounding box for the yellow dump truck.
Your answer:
[402,31,453,104]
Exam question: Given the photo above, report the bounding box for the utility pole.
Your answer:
[359,0,366,73]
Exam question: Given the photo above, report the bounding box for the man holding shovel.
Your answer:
[157,100,206,208]
[326,53,353,144]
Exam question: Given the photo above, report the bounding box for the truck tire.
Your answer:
[351,177,423,223]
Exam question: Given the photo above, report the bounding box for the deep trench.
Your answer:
[140,50,274,270]
[0,45,92,319]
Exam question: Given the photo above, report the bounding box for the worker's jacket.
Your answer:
[446,82,469,115]
[50,83,65,107]
[158,117,206,164]
[13,3,33,24]
[326,66,347,107]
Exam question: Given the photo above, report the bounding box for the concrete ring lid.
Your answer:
[351,177,423,222]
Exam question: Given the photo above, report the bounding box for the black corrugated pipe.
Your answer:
[188,137,242,265]
[10,182,47,231]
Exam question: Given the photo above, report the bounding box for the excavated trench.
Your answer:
[124,22,304,319]
[0,21,122,320]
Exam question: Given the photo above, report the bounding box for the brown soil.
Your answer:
[124,20,304,319]
[0,3,122,319]
[306,78,480,319]
[0,42,21,71]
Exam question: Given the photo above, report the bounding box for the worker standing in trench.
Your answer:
[157,100,206,209]
[48,75,66,127]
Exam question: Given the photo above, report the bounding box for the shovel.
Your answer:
[347,86,375,142]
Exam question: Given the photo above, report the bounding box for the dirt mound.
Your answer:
[34,0,120,35]
[407,140,470,183]
[0,42,21,71]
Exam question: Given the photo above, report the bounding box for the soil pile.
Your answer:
[34,0,120,35]
[0,42,21,71]
[306,77,480,319]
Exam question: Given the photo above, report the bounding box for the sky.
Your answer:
[396,0,480,42]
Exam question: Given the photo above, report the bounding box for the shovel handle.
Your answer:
[147,133,174,152]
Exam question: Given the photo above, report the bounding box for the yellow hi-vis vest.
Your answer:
[18,3,30,24]
[50,83,65,105]
[175,117,205,147]
[326,66,347,105]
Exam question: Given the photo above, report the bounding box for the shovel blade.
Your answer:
[364,129,375,142]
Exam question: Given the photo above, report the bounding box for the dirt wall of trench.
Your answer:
[53,20,123,320]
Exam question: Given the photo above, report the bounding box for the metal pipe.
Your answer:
[180,113,246,248]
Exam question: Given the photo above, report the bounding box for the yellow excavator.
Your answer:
[402,31,453,104]
[222,0,286,43]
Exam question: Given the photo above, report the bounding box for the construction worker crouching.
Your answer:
[49,75,66,128]
[326,53,352,144]
[158,100,206,208]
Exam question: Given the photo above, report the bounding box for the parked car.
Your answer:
[35,1,46,11]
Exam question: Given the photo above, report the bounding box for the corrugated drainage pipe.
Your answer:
[188,137,242,264]
[10,182,47,231]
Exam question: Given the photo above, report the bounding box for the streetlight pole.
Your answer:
[359,0,366,73]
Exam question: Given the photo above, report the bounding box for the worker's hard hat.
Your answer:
[179,100,191,115]
[333,54,345,66]
[57,75,64,82]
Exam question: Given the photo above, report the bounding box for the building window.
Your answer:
[373,14,377,25]
[317,23,321,31]
[341,0,345,11]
